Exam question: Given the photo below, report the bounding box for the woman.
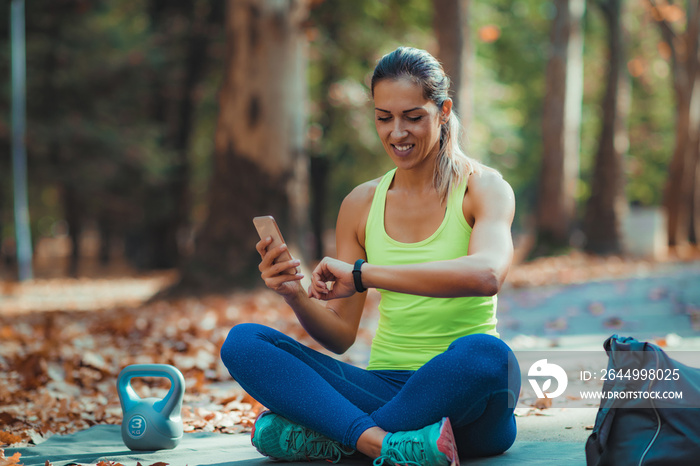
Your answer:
[221,46,520,466]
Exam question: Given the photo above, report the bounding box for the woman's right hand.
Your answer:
[256,237,305,299]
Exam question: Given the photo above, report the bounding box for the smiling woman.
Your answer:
[373,79,446,173]
[220,46,519,466]
[371,47,475,205]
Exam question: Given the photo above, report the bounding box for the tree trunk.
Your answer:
[64,185,82,278]
[650,1,700,249]
[175,0,310,293]
[665,94,696,248]
[0,166,6,278]
[535,0,585,254]
[141,1,222,270]
[693,104,700,243]
[433,0,473,137]
[583,0,630,255]
[310,155,329,260]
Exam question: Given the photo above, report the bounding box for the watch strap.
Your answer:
[352,259,367,293]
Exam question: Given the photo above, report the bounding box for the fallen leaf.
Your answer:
[0,432,22,446]
[0,449,22,466]
[588,302,606,316]
[514,407,536,417]
[545,317,568,331]
[603,317,624,329]
[648,287,668,300]
[653,338,667,347]
[533,397,553,410]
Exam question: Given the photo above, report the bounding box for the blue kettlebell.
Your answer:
[117,364,185,451]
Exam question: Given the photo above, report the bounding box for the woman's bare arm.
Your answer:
[258,184,373,354]
[310,171,515,300]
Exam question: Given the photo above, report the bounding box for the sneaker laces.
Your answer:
[286,425,354,463]
[373,438,426,466]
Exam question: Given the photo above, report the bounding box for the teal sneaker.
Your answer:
[373,417,459,466]
[251,410,355,463]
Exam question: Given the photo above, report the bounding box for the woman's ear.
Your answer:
[440,98,453,123]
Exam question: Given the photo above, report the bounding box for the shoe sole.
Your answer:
[436,417,460,466]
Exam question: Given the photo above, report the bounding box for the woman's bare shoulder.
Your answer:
[469,164,512,195]
[463,164,514,225]
[337,177,382,247]
[341,177,382,211]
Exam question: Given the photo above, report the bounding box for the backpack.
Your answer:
[585,335,700,466]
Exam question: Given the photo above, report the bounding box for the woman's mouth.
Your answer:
[392,144,414,156]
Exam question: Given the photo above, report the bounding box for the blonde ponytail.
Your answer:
[434,110,476,204]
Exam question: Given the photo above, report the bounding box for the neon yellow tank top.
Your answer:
[365,168,499,370]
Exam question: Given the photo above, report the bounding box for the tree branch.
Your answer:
[648,0,680,75]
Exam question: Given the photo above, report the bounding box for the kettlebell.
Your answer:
[117,364,185,451]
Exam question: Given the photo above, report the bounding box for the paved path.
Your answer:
[498,261,700,348]
[497,261,700,448]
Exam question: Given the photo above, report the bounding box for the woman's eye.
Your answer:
[377,116,390,122]
[407,116,422,122]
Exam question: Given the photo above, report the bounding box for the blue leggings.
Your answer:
[220,323,520,459]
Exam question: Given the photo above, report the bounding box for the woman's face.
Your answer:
[373,78,449,171]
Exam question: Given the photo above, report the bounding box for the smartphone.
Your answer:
[253,215,299,274]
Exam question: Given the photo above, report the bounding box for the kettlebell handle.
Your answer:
[117,364,185,418]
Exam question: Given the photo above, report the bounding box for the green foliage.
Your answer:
[307,0,434,225]
[465,0,674,230]
[623,2,675,207]
[469,0,552,229]
[0,0,223,269]
[0,0,680,273]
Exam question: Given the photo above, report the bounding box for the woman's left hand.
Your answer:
[308,257,357,301]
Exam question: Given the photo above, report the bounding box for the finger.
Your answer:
[308,277,330,298]
[259,243,290,272]
[262,258,301,278]
[265,272,304,289]
[255,236,273,258]
[277,259,301,276]
[314,287,338,301]
[307,285,320,300]
[322,286,349,301]
[310,279,328,296]
[311,263,333,284]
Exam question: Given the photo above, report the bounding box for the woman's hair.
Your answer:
[371,46,477,203]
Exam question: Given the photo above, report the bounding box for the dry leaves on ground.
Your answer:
[505,249,699,288]
[0,454,170,466]
[1,251,697,450]
[0,288,333,448]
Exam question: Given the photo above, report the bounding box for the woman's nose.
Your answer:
[390,121,407,139]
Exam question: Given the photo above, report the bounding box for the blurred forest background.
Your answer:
[1,0,699,293]
[2,0,700,450]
